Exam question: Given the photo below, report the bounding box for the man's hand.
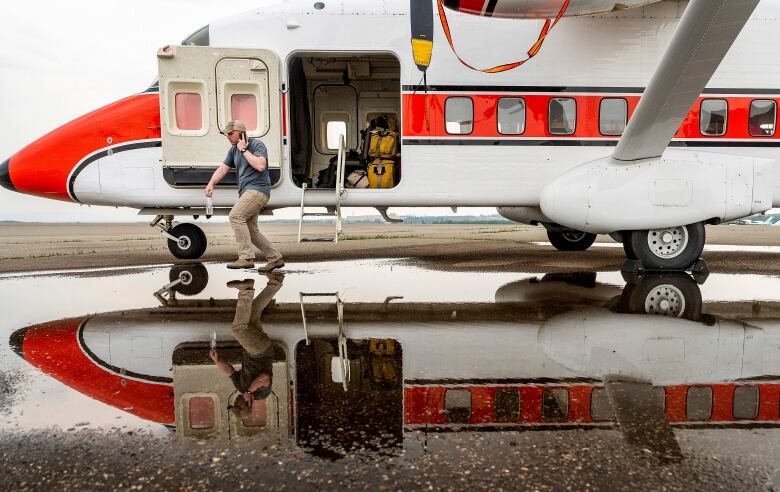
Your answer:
[237,134,249,152]
[242,392,254,406]
[204,183,214,198]
[209,348,220,363]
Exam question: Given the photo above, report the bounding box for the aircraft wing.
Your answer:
[612,0,760,162]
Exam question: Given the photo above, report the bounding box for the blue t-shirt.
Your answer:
[223,139,271,197]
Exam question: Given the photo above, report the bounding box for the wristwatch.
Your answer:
[240,148,247,153]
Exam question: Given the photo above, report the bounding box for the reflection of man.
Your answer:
[209,273,284,414]
[204,119,284,272]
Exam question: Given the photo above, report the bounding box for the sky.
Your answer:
[0,1,494,222]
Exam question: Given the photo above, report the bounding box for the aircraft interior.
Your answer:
[287,53,402,190]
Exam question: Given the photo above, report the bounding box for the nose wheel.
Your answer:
[166,223,208,260]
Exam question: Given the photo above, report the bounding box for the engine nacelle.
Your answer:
[441,0,662,19]
[539,149,774,234]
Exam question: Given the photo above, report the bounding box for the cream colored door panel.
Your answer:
[158,45,281,170]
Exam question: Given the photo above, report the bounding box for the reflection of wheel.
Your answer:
[626,274,702,320]
[629,223,705,270]
[167,223,207,260]
[547,230,597,251]
[169,263,209,296]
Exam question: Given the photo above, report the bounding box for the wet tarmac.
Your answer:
[1,260,779,490]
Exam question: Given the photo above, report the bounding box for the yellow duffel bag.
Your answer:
[367,160,395,189]
[366,129,399,159]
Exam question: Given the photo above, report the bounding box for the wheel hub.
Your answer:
[644,284,686,317]
[178,271,193,286]
[178,236,192,250]
[562,231,585,242]
[647,226,689,259]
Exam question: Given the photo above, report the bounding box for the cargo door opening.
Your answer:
[287,52,401,190]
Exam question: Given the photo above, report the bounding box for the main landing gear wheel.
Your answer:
[168,263,209,296]
[628,223,705,271]
[624,274,702,320]
[547,230,597,251]
[167,223,207,260]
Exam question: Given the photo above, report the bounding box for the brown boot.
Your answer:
[227,258,255,269]
[227,279,255,290]
[258,258,285,272]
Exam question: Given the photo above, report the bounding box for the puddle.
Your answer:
[1,260,778,485]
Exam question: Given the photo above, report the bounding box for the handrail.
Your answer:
[334,134,346,241]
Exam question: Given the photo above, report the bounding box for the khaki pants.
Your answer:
[232,277,283,356]
[228,190,282,261]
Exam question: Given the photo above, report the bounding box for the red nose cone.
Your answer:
[8,93,161,202]
[16,316,174,424]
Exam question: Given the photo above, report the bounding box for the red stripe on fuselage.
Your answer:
[402,92,780,141]
[404,383,780,426]
[8,93,161,202]
[19,317,174,424]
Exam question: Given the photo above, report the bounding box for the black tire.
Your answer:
[167,223,207,260]
[624,274,702,320]
[547,230,597,252]
[621,232,638,260]
[168,263,209,296]
[629,223,705,271]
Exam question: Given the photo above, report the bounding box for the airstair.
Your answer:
[298,291,350,391]
[297,135,346,243]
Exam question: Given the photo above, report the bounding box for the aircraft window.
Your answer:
[590,388,615,421]
[749,99,777,136]
[599,98,627,136]
[188,397,215,429]
[175,92,204,131]
[445,97,474,134]
[326,120,348,150]
[542,388,569,421]
[548,98,576,135]
[733,386,759,419]
[493,388,521,422]
[182,25,209,46]
[231,94,259,131]
[444,389,472,423]
[700,99,728,136]
[686,387,713,420]
[497,98,526,135]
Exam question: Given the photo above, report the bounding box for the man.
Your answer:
[209,273,284,415]
[204,120,284,271]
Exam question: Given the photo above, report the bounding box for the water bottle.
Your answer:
[206,197,214,217]
[210,331,217,349]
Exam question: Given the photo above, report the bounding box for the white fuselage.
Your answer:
[68,0,780,217]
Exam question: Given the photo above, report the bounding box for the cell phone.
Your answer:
[240,131,247,143]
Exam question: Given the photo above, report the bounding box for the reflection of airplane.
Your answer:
[2,1,779,272]
[9,270,780,455]
[729,214,780,226]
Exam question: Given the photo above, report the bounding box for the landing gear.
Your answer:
[547,230,597,251]
[151,215,207,260]
[624,223,705,271]
[621,273,703,320]
[167,224,207,259]
[168,263,209,295]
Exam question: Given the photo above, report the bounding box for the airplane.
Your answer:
[1,0,778,272]
[9,268,780,453]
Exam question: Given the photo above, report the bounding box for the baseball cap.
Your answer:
[223,120,247,134]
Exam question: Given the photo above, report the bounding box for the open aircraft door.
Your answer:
[157,45,282,185]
